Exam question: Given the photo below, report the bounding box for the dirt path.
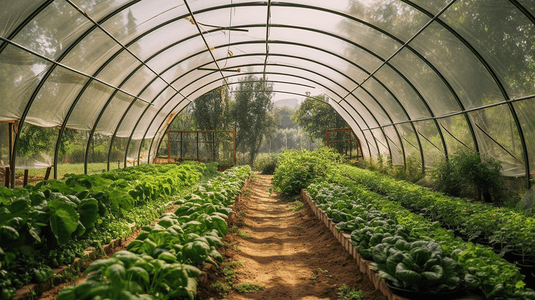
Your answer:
[198,175,387,300]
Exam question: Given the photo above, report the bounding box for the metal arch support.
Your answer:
[69,0,455,173]
[133,63,383,165]
[121,21,443,171]
[142,60,391,162]
[167,39,426,169]
[5,0,141,183]
[202,52,402,163]
[137,68,379,164]
[144,71,375,164]
[357,86,406,168]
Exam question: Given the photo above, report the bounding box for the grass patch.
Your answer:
[223,266,240,280]
[337,284,367,300]
[233,282,265,293]
[222,261,244,267]
[236,230,250,238]
[222,241,241,252]
[211,281,232,298]
[288,200,304,211]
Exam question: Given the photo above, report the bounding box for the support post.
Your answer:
[167,131,171,160]
[232,131,237,165]
[23,169,28,186]
[9,122,14,188]
[44,166,52,180]
[4,167,9,187]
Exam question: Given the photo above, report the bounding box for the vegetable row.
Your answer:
[0,162,217,300]
[337,165,535,260]
[307,180,535,299]
[57,166,251,300]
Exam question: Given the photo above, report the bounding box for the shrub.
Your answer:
[432,151,504,203]
[253,153,278,174]
[272,147,342,196]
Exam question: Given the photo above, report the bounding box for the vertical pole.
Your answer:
[4,167,9,187]
[350,133,352,160]
[212,132,216,162]
[167,131,171,160]
[9,122,14,188]
[180,132,183,159]
[326,130,330,147]
[196,132,199,161]
[23,169,28,186]
[232,131,237,165]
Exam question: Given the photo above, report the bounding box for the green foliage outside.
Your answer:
[233,76,276,165]
[291,94,350,155]
[271,147,343,196]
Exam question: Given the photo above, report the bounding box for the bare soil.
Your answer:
[197,175,387,300]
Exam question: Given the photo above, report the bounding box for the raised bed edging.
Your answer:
[300,188,482,300]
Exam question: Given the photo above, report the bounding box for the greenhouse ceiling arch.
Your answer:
[0,0,534,189]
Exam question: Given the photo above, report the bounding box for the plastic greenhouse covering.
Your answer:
[0,0,534,188]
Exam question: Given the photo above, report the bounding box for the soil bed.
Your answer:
[197,174,387,300]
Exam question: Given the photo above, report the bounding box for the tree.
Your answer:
[292,94,348,142]
[233,76,275,165]
[274,106,297,130]
[292,94,350,155]
[191,85,231,161]
[192,85,231,131]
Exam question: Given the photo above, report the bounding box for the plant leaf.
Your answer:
[48,199,80,245]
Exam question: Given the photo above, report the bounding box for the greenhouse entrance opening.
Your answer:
[326,129,364,160]
[156,130,236,171]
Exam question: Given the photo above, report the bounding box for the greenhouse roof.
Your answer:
[0,0,534,184]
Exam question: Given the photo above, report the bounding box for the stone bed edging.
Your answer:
[300,188,482,300]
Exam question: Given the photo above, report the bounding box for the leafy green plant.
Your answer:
[222,241,241,252]
[55,165,251,300]
[337,284,366,300]
[375,239,463,293]
[307,179,535,299]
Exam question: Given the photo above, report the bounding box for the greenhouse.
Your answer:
[1,0,535,299]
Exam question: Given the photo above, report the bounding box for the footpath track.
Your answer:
[199,174,387,300]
